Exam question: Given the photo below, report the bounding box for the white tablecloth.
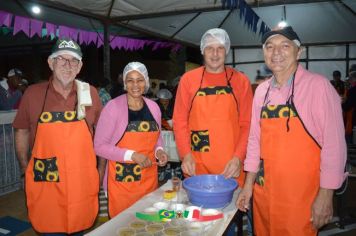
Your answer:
[86,182,240,236]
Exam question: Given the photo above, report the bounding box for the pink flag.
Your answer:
[79,30,89,44]
[97,33,104,48]
[30,19,43,38]
[58,26,77,40]
[87,32,97,45]
[46,23,56,36]
[13,16,30,36]
[0,11,12,27]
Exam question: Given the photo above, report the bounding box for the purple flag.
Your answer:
[79,30,90,44]
[117,37,127,50]
[13,16,30,36]
[97,33,104,48]
[58,26,77,40]
[0,11,12,27]
[30,19,43,38]
[46,23,56,36]
[109,35,117,49]
[88,32,97,45]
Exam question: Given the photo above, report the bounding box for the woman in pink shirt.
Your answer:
[94,62,168,217]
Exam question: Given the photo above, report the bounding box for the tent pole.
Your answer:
[103,21,111,83]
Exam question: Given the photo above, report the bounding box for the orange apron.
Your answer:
[188,68,244,186]
[25,88,99,233]
[253,80,321,236]
[108,120,159,218]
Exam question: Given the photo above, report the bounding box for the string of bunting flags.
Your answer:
[221,0,270,36]
[0,10,182,52]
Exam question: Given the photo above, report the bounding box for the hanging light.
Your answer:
[278,20,287,28]
[277,3,287,28]
[31,5,41,15]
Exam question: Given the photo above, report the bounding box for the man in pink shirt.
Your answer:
[236,26,346,236]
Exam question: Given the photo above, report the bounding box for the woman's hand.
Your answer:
[236,185,253,212]
[156,149,168,166]
[132,152,152,168]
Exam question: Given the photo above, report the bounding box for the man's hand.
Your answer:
[311,188,334,230]
[221,156,241,178]
[156,149,168,166]
[15,128,30,173]
[132,152,152,168]
[181,153,195,176]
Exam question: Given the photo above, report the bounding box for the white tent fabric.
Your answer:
[1,0,354,47]
[42,0,356,46]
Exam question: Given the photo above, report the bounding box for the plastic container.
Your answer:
[182,174,238,208]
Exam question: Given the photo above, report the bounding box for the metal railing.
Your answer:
[0,110,21,196]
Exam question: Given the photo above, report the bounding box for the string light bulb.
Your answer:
[31,6,41,15]
[277,4,287,28]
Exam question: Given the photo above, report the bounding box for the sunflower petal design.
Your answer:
[126,121,159,132]
[191,130,210,152]
[123,175,135,182]
[116,163,141,182]
[216,89,227,95]
[39,111,79,123]
[116,163,124,176]
[40,112,52,123]
[33,157,59,182]
[64,111,76,121]
[196,91,206,96]
[138,121,150,132]
[46,171,59,182]
[261,105,298,119]
[35,160,45,172]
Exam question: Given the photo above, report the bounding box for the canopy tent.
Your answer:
[1,0,354,48]
[0,0,355,84]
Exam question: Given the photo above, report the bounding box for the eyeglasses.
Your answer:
[54,56,80,67]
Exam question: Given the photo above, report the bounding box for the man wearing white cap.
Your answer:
[236,26,347,235]
[173,28,253,186]
[0,68,23,110]
[13,38,104,235]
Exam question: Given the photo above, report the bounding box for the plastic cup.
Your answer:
[172,177,181,192]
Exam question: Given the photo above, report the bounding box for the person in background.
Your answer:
[173,28,253,184]
[146,81,158,98]
[0,68,23,110]
[236,26,346,236]
[330,70,345,97]
[156,88,174,130]
[344,64,356,91]
[110,73,126,99]
[13,38,104,235]
[93,79,112,106]
[251,64,273,95]
[343,71,356,144]
[18,78,29,94]
[0,76,8,90]
[94,62,168,218]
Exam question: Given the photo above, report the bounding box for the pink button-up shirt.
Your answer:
[244,65,347,189]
